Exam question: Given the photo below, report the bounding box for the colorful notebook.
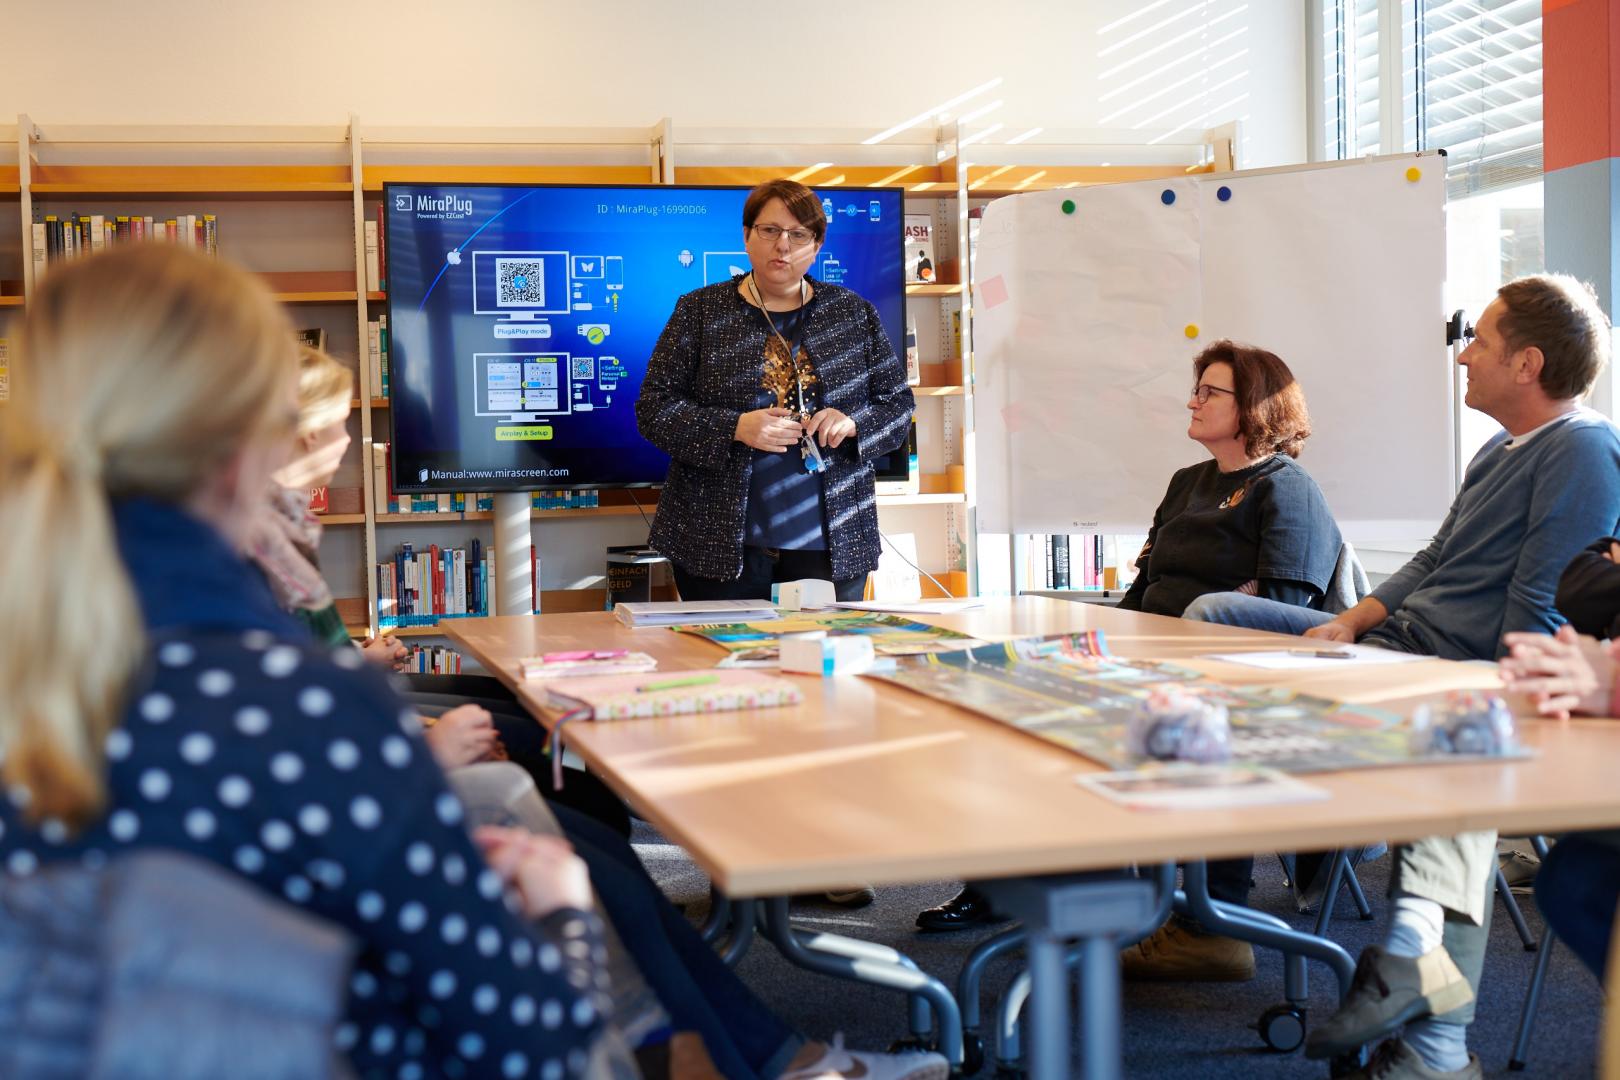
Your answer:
[543,669,804,720]
[518,651,659,680]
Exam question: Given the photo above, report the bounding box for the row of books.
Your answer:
[377,540,490,628]
[404,644,462,675]
[363,207,388,294]
[368,443,600,515]
[32,212,217,280]
[366,315,391,399]
[1027,534,1147,592]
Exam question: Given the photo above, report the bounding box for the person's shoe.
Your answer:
[1304,945,1474,1059]
[1293,843,1389,914]
[1120,917,1255,982]
[1499,849,1541,894]
[823,885,877,908]
[915,886,1002,931]
[1335,1038,1483,1079]
[778,1034,949,1080]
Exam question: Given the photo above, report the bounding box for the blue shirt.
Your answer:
[745,303,828,550]
[1369,409,1620,660]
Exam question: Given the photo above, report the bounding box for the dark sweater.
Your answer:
[1117,455,1341,618]
[636,276,913,581]
[0,499,608,1080]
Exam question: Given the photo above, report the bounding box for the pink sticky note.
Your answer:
[978,274,1010,309]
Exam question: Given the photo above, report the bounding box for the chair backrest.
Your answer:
[0,850,356,1080]
[1321,539,1371,615]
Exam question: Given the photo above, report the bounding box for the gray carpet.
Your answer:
[633,826,1603,1078]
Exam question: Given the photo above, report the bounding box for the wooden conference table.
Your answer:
[444,598,1620,1077]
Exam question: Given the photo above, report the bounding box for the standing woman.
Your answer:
[637,178,915,601]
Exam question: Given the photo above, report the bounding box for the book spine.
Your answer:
[90,214,106,253]
[363,220,380,293]
[378,314,389,398]
[376,204,387,293]
[1053,534,1070,589]
[203,214,217,257]
[30,223,47,284]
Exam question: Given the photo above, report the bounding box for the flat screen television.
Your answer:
[384,183,906,493]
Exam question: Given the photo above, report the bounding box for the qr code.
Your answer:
[570,357,595,380]
[496,258,546,307]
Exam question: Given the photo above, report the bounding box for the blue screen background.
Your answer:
[384,184,905,492]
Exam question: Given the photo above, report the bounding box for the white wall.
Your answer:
[0,0,1307,167]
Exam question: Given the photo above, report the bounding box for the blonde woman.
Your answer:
[0,245,611,1079]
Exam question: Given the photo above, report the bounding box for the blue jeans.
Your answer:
[1181,591,1339,635]
[553,804,800,1079]
[1536,831,1620,983]
[1182,591,1437,655]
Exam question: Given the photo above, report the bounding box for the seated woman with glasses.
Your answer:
[918,342,1343,947]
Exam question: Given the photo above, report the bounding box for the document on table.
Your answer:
[832,598,987,614]
[1202,645,1429,670]
[1078,765,1329,811]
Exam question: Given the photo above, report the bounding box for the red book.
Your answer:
[376,204,387,293]
[308,486,329,514]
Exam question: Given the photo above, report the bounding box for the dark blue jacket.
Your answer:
[0,498,607,1080]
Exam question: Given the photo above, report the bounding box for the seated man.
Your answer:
[1185,274,1620,1079]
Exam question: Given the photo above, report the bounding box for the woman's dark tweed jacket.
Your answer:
[636,275,914,582]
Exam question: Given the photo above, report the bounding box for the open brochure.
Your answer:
[1077,765,1329,811]
[614,599,779,627]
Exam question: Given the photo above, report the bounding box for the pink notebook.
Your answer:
[543,669,804,720]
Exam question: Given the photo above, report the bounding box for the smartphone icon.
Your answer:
[604,256,624,291]
[869,200,882,221]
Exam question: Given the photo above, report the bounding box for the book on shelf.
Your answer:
[376,204,388,294]
[377,537,490,628]
[31,209,217,278]
[0,338,8,401]
[308,486,329,514]
[364,220,381,293]
[904,214,935,284]
[406,644,462,675]
[366,317,390,399]
[296,327,328,351]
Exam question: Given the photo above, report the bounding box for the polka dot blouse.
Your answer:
[0,629,609,1080]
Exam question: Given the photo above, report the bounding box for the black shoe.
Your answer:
[916,886,1002,931]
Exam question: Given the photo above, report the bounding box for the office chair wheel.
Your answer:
[1255,1003,1306,1053]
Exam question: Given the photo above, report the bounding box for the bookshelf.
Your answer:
[6,116,1234,637]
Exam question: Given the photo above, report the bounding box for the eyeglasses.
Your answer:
[750,223,817,247]
[1191,383,1236,404]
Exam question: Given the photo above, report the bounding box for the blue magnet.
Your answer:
[1160,189,1176,206]
[1216,186,1232,202]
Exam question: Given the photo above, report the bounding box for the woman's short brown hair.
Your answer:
[742,179,827,244]
[1193,340,1313,459]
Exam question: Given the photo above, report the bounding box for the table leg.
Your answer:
[1027,927,1072,1080]
[717,897,755,967]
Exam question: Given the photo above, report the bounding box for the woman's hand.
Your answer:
[360,634,409,671]
[424,705,499,769]
[804,408,857,449]
[475,826,594,918]
[1500,624,1615,718]
[735,407,803,452]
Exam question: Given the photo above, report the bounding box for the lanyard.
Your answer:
[747,273,811,417]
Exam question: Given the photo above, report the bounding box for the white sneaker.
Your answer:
[778,1034,949,1080]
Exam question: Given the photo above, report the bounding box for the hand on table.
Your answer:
[735,408,803,453]
[1303,620,1356,645]
[803,407,856,449]
[1500,623,1616,718]
[424,705,499,769]
[474,826,593,918]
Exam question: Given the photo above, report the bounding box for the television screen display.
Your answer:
[384,184,905,493]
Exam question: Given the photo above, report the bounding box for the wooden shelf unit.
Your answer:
[8,118,1234,637]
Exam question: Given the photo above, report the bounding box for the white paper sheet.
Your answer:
[1202,646,1429,670]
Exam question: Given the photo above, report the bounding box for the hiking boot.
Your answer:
[1121,917,1255,982]
[1305,945,1474,1059]
[1337,1038,1483,1079]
